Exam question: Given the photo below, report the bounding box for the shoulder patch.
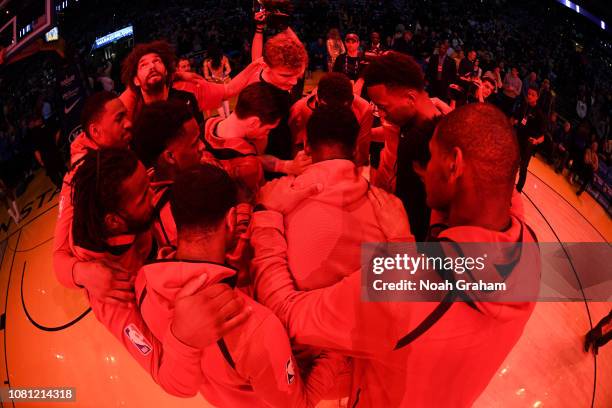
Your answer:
[124,324,152,356]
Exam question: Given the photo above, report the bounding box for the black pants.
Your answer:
[516,144,533,192]
[577,167,594,194]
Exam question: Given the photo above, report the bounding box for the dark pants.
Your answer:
[577,167,594,195]
[553,144,569,172]
[516,143,533,192]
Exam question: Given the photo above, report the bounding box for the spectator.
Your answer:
[176,58,192,73]
[0,177,20,224]
[366,32,385,56]
[553,121,573,173]
[426,41,457,103]
[326,28,345,72]
[501,67,522,115]
[393,30,415,56]
[538,78,555,117]
[577,141,599,196]
[28,113,66,190]
[203,44,232,118]
[309,37,327,72]
[542,111,559,162]
[522,71,538,98]
[332,33,365,82]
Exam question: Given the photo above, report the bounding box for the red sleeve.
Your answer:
[197,80,226,111]
[288,100,307,148]
[250,211,401,357]
[354,105,374,166]
[89,297,203,397]
[52,182,80,289]
[240,313,346,408]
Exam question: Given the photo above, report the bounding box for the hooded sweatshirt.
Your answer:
[250,209,539,407]
[67,230,204,397]
[135,257,345,407]
[53,132,101,289]
[289,93,373,166]
[284,159,389,290]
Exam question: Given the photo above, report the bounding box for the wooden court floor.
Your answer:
[0,157,610,407]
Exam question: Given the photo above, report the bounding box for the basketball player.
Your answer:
[135,165,344,406]
[53,92,135,297]
[250,103,540,407]
[289,72,373,166]
[68,149,250,396]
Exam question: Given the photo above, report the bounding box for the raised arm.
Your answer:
[252,11,266,61]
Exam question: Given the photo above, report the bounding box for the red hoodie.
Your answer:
[53,132,100,289]
[172,80,226,112]
[135,257,346,407]
[68,230,204,397]
[250,210,539,407]
[289,93,373,166]
[284,160,393,290]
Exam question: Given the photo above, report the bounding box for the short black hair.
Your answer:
[132,99,194,168]
[306,104,359,156]
[71,148,140,252]
[121,40,176,92]
[80,91,117,137]
[363,51,425,91]
[171,164,238,233]
[435,103,519,191]
[234,82,286,125]
[317,72,354,106]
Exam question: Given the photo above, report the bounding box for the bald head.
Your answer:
[425,103,519,212]
[438,103,518,187]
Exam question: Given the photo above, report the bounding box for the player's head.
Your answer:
[316,72,354,107]
[71,148,154,251]
[424,103,519,212]
[81,91,132,148]
[171,164,238,245]
[363,51,425,126]
[132,100,210,177]
[233,82,284,140]
[263,31,308,91]
[306,104,359,161]
[121,40,175,93]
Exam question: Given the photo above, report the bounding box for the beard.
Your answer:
[142,73,166,94]
[124,214,154,235]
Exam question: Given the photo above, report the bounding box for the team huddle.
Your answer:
[52,20,539,408]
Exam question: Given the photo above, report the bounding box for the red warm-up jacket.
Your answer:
[250,209,539,407]
[135,256,346,407]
